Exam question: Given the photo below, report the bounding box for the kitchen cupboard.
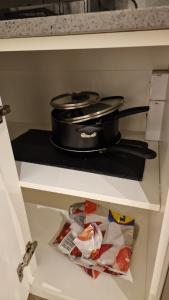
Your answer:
[1,30,169,300]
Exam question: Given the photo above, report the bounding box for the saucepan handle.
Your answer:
[119,139,148,148]
[114,106,149,120]
[101,96,124,101]
[106,144,156,159]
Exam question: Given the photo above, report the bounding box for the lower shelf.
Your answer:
[26,203,148,300]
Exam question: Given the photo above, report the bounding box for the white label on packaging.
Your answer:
[58,232,75,255]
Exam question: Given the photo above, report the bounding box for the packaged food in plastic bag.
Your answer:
[69,202,85,225]
[97,210,135,274]
[52,219,83,256]
[83,267,100,279]
[74,223,102,259]
[50,200,135,280]
[69,200,108,225]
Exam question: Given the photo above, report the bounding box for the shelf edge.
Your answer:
[1,30,169,52]
[20,180,160,212]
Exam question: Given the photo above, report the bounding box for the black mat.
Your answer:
[12,129,146,181]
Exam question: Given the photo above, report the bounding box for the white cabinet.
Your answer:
[1,31,169,300]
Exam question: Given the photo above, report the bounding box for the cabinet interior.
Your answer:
[23,189,149,300]
[1,46,169,300]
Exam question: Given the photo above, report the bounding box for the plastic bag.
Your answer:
[50,200,135,279]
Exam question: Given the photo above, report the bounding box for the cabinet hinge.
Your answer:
[17,241,38,282]
[0,105,11,123]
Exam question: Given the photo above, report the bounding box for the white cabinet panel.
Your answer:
[0,97,36,299]
[0,173,29,300]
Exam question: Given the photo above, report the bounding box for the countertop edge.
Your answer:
[0,6,169,39]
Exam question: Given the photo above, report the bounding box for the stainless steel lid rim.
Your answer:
[54,96,125,123]
[50,91,100,110]
[64,102,124,123]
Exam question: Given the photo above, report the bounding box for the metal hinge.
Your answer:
[17,241,38,282]
[0,105,11,123]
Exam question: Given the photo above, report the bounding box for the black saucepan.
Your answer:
[51,105,156,159]
[50,132,156,159]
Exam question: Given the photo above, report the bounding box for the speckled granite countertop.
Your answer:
[0,6,169,39]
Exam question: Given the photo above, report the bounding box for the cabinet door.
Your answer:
[0,173,30,300]
[0,98,36,300]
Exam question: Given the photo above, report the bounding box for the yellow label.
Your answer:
[111,211,134,225]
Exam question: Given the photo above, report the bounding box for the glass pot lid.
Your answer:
[57,96,124,123]
[50,91,100,110]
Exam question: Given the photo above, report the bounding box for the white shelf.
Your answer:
[1,30,169,52]
[26,203,148,300]
[16,133,160,211]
